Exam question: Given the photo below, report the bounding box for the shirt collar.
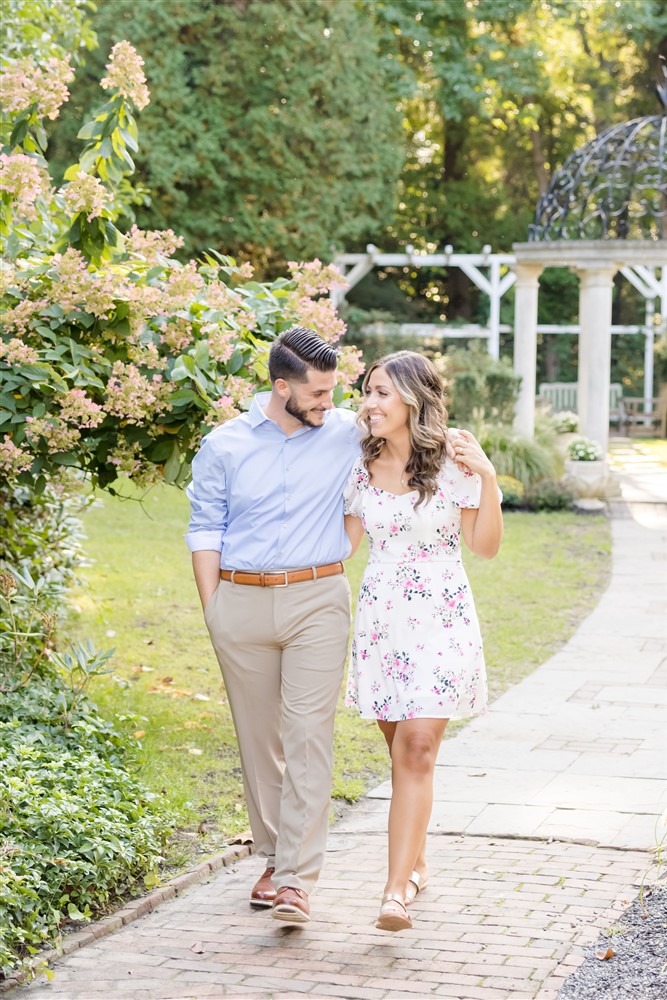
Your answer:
[249,392,272,428]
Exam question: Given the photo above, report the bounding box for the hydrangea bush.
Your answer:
[0,40,363,493]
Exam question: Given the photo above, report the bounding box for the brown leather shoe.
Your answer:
[271,885,310,923]
[249,866,276,909]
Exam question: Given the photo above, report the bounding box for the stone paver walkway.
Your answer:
[10,442,667,1000]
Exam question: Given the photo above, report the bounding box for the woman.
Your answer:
[344,351,502,932]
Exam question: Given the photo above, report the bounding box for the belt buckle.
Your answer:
[272,571,289,587]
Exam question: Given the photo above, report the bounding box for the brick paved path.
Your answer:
[8,834,650,1000]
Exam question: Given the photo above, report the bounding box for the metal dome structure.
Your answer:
[512,62,667,454]
[529,114,667,242]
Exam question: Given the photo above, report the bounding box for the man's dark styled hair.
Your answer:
[268,326,337,383]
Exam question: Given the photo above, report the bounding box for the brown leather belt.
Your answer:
[220,561,345,587]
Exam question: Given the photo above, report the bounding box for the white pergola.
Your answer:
[512,241,667,451]
[334,244,667,451]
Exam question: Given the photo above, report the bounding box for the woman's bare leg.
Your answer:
[378,717,448,900]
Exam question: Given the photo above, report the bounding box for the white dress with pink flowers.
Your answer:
[343,456,488,721]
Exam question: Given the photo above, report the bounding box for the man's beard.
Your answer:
[285,395,322,428]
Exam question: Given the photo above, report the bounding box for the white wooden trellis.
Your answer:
[333,245,666,412]
[332,244,516,361]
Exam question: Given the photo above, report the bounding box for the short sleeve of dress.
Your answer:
[441,456,483,509]
[343,459,366,517]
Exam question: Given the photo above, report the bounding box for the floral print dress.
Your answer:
[344,456,488,721]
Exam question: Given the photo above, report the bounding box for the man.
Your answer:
[186,326,359,924]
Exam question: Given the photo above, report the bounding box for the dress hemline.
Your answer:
[349,705,489,723]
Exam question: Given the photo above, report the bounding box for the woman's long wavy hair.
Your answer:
[358,351,449,506]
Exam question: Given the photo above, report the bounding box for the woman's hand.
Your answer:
[456,430,503,559]
[452,429,496,480]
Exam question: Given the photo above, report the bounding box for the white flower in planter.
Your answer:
[567,436,604,462]
[552,411,579,434]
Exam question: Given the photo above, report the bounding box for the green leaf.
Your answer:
[227,349,245,375]
[163,444,181,483]
[77,120,104,141]
[9,112,32,148]
[193,340,210,370]
[51,452,80,467]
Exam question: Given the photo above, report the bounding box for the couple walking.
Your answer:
[186,326,502,932]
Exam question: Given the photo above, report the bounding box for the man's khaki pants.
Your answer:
[204,573,351,893]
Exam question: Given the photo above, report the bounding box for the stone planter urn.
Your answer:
[563,459,620,498]
[556,431,581,458]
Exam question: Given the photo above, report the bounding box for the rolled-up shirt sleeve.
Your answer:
[185,436,227,552]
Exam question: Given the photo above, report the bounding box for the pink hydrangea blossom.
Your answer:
[1,297,49,335]
[125,224,184,261]
[60,170,110,221]
[0,153,52,221]
[126,341,167,371]
[203,281,256,334]
[204,280,243,313]
[201,323,236,363]
[0,337,39,365]
[24,417,81,454]
[59,389,105,428]
[125,282,165,330]
[108,439,161,489]
[287,259,347,298]
[50,248,118,318]
[211,395,240,424]
[167,261,205,308]
[222,374,253,406]
[100,41,150,111]
[1,55,74,120]
[336,345,365,389]
[0,435,33,475]
[289,294,346,343]
[105,361,169,424]
[162,317,195,352]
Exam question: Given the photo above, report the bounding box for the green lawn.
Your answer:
[69,483,611,867]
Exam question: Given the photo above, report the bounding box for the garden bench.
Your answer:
[621,386,667,437]
[538,382,625,426]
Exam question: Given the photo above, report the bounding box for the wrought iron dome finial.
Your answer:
[656,55,667,113]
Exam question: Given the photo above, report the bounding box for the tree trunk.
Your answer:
[530,128,550,196]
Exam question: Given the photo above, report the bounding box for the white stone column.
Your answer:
[577,266,617,453]
[512,262,544,437]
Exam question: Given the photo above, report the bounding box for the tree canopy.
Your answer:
[49,0,667,278]
[50,0,405,270]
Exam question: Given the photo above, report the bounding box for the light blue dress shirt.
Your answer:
[185,393,360,571]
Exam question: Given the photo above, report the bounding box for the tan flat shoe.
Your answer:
[376,893,412,931]
[405,869,428,906]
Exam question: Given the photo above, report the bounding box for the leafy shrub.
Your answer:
[0,480,90,624]
[497,475,525,509]
[445,342,521,424]
[476,424,557,487]
[524,479,575,511]
[567,436,604,461]
[0,572,168,978]
[551,410,579,434]
[0,679,171,978]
